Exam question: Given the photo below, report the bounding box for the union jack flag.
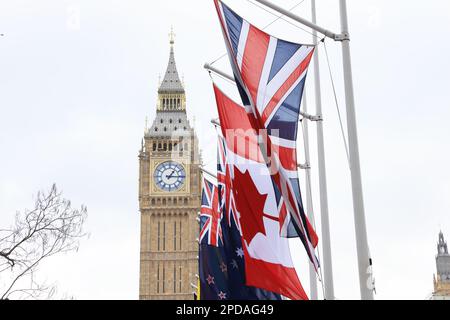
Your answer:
[213,0,319,269]
[200,177,223,247]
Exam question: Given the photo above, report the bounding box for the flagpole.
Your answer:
[301,96,318,300]
[338,0,374,300]
[311,0,335,300]
[204,63,235,82]
[200,166,218,180]
[251,0,374,300]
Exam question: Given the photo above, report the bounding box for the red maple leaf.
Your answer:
[232,168,268,245]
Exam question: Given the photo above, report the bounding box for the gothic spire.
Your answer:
[158,27,184,94]
[438,231,449,255]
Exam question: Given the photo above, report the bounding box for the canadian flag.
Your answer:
[213,84,308,300]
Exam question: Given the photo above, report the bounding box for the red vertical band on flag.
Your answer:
[213,84,265,164]
[273,144,298,171]
[240,26,270,108]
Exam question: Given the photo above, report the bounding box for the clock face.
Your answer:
[154,161,186,192]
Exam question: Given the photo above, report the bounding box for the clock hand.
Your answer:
[166,170,176,179]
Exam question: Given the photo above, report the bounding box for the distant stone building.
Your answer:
[432,231,450,300]
[138,32,201,300]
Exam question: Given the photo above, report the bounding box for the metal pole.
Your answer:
[311,0,335,301]
[339,0,374,300]
[301,96,318,300]
[204,63,235,82]
[200,166,218,180]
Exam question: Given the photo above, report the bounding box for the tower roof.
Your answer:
[147,111,193,138]
[435,231,450,289]
[158,29,184,94]
[438,231,449,255]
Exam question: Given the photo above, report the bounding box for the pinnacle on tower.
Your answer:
[438,231,449,255]
[158,27,184,94]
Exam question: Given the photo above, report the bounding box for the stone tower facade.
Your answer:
[432,231,450,300]
[138,33,201,300]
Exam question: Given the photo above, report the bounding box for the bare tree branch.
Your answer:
[0,184,88,300]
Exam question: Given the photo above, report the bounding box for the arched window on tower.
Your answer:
[179,220,182,250]
[162,263,165,293]
[152,143,156,151]
[179,265,182,292]
[174,221,177,251]
[157,221,161,251]
[173,262,177,293]
[163,221,166,251]
[157,263,160,293]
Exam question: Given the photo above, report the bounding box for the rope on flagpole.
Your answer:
[258,0,307,30]
[245,0,319,38]
[322,39,351,167]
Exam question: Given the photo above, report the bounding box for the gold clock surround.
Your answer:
[151,159,190,195]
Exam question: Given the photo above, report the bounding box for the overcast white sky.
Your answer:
[1,0,450,300]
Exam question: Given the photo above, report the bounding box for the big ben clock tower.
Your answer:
[138,31,201,300]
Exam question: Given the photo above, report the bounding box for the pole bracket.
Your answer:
[211,118,220,127]
[300,111,323,122]
[334,32,350,41]
[298,163,311,170]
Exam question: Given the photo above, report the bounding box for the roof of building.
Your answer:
[147,30,194,138]
[147,111,193,138]
[158,36,184,94]
[438,231,449,256]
